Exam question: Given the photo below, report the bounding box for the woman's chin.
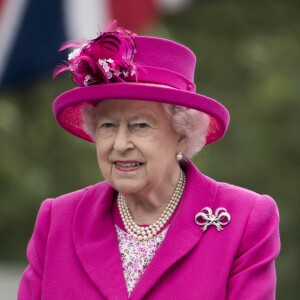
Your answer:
[110,179,145,195]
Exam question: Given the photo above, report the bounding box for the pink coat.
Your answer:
[18,162,280,299]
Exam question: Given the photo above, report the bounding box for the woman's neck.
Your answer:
[122,167,182,225]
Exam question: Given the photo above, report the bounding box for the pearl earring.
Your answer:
[176,152,183,161]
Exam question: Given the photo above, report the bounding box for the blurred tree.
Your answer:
[0,76,101,260]
[0,0,299,298]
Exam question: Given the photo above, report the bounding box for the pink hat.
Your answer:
[53,22,230,145]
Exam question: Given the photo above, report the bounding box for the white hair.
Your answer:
[162,104,209,159]
[81,102,209,160]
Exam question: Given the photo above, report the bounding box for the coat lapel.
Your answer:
[131,163,218,300]
[73,182,128,299]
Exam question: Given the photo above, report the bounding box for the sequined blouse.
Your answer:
[115,225,169,297]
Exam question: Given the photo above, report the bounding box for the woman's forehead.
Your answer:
[95,99,165,117]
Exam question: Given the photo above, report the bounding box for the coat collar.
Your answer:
[73,162,218,299]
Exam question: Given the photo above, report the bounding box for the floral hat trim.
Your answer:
[53,21,137,87]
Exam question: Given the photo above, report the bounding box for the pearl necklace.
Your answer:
[118,170,186,241]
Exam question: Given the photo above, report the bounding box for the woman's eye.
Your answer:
[100,123,116,129]
[133,123,150,129]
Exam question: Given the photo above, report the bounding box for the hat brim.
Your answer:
[53,83,230,145]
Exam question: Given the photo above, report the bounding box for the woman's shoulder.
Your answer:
[45,180,111,211]
[213,181,279,228]
[33,181,112,233]
[216,181,277,208]
[187,162,278,215]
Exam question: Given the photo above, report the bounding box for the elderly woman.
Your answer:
[19,23,280,300]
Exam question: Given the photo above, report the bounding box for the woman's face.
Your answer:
[94,100,187,196]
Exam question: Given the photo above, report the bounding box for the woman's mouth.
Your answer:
[114,161,143,171]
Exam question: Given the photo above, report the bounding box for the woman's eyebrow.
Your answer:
[129,112,156,121]
[96,116,118,123]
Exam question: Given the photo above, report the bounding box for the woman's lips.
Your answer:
[113,161,143,172]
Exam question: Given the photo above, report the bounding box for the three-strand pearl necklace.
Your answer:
[118,170,186,241]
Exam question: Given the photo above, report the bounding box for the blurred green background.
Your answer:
[0,0,299,298]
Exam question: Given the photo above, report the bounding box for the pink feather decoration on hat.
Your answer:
[53,21,137,87]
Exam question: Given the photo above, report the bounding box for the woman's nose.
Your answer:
[113,126,134,152]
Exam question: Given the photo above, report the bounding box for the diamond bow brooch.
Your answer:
[195,207,231,232]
